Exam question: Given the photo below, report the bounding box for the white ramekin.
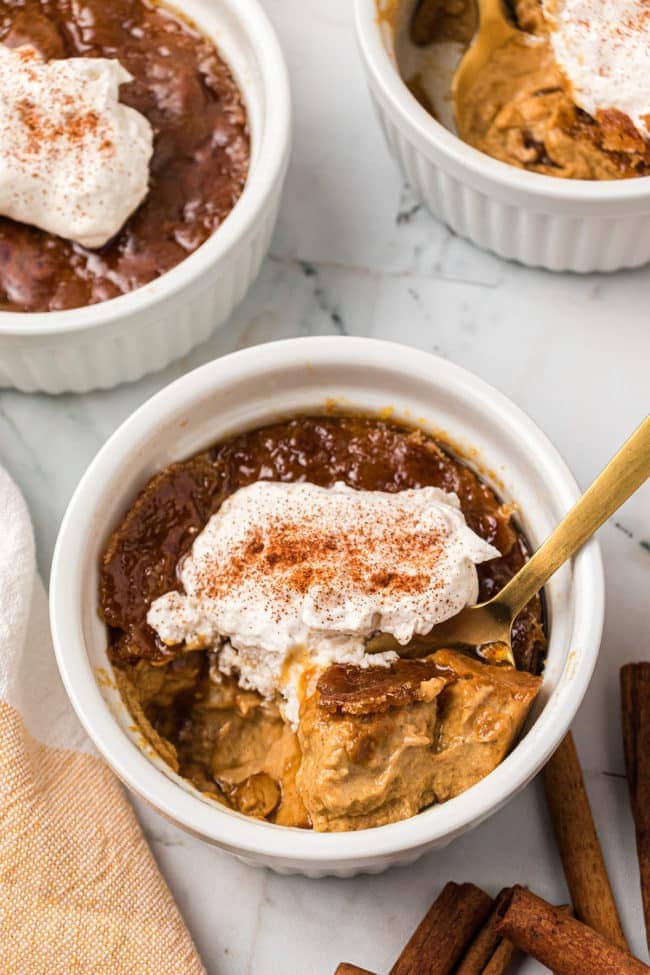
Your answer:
[0,0,291,394]
[50,336,604,876]
[355,0,650,272]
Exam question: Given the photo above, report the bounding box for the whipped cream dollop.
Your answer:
[147,480,500,724]
[0,45,153,248]
[544,0,650,138]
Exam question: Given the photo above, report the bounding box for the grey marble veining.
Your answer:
[0,0,649,971]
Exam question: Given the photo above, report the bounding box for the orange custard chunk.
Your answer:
[296,650,541,832]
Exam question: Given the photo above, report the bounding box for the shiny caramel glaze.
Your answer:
[317,658,455,715]
[0,0,249,311]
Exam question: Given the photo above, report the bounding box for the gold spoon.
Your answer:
[450,0,523,137]
[367,416,650,667]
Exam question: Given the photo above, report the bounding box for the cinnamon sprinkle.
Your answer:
[15,98,113,159]
[195,510,445,606]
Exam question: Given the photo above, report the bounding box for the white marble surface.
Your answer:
[1,1,649,971]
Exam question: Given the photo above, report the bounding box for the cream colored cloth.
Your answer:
[0,467,206,975]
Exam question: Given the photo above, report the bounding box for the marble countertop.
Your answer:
[1,1,649,971]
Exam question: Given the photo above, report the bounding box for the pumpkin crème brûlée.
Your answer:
[0,0,249,311]
[408,0,650,178]
[100,416,545,832]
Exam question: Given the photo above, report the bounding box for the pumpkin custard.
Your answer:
[0,0,249,311]
[100,416,545,832]
[403,0,650,178]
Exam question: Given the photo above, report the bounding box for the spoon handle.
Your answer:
[496,416,650,619]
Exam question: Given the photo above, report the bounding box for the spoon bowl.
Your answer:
[451,0,523,137]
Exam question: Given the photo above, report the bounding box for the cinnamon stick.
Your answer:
[481,938,516,975]
[495,886,650,975]
[390,881,493,975]
[543,731,627,948]
[454,888,514,975]
[621,663,650,951]
[335,966,376,975]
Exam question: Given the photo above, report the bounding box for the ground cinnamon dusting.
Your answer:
[16,98,113,159]
[195,511,445,607]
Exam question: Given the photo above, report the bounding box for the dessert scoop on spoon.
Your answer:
[367,416,650,668]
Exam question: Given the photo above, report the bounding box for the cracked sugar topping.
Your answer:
[0,43,153,247]
[544,0,650,140]
[147,480,500,723]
